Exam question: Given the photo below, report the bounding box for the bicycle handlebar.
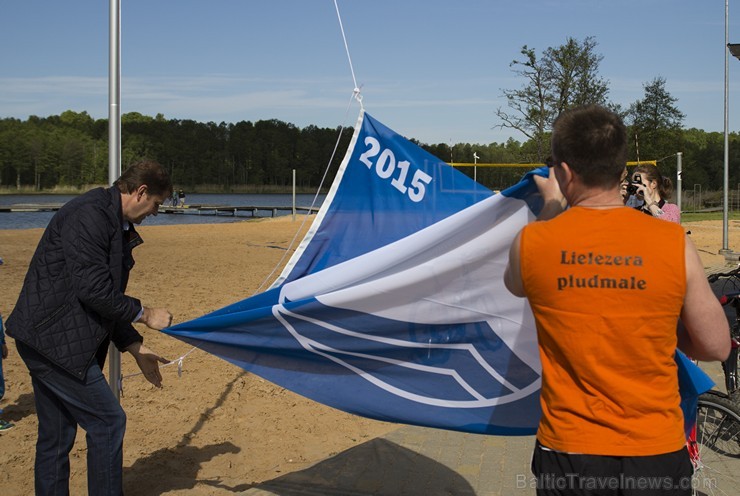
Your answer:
[707,266,740,284]
[719,291,740,306]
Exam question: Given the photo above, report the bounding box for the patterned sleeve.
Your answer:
[659,203,681,224]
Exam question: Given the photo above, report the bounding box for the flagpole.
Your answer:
[108,0,122,400]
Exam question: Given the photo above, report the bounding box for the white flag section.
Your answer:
[162,109,708,436]
[275,190,540,410]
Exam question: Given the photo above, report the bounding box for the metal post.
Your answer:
[693,184,702,213]
[722,0,731,254]
[108,0,122,400]
[473,152,479,183]
[676,152,682,223]
[109,0,121,187]
[292,169,296,221]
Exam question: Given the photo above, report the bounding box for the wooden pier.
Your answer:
[158,204,320,217]
[0,203,65,212]
[0,203,319,217]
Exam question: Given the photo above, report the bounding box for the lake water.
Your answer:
[0,193,326,230]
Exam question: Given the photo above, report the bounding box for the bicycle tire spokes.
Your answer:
[707,269,740,397]
[699,410,739,456]
[693,394,740,495]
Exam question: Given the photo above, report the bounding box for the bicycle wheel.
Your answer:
[692,390,740,495]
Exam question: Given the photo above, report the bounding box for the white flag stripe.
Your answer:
[273,304,541,408]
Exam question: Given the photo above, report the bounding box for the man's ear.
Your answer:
[135,184,148,199]
[557,161,575,189]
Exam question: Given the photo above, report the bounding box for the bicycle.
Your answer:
[690,266,740,495]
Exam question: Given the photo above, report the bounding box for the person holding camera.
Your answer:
[504,105,729,495]
[627,164,680,223]
[620,167,640,207]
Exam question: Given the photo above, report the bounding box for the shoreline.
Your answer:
[0,186,328,196]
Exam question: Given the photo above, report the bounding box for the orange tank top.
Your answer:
[520,206,687,456]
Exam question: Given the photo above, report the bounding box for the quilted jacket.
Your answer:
[6,186,144,379]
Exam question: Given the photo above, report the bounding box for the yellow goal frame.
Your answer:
[449,161,656,168]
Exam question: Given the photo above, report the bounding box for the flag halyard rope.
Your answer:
[334,0,363,108]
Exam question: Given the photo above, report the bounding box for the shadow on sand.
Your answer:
[123,440,248,494]
[123,371,251,494]
[245,436,475,496]
[1,392,36,424]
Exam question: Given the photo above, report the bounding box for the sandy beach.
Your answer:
[0,215,738,495]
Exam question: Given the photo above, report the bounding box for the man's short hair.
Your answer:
[114,159,173,197]
[551,105,627,188]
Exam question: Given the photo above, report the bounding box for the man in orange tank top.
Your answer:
[504,105,730,495]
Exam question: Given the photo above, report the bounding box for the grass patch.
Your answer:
[681,211,740,222]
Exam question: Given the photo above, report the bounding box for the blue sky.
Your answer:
[1,0,739,146]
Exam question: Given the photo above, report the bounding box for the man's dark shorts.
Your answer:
[531,440,693,495]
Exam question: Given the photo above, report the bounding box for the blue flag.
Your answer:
[162,110,711,436]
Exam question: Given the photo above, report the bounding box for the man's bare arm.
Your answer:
[504,233,526,298]
[677,236,731,361]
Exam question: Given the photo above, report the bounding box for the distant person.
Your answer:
[0,259,13,432]
[6,159,175,494]
[621,168,645,208]
[628,164,680,223]
[179,189,186,207]
[0,313,12,432]
[171,189,179,207]
[504,105,730,495]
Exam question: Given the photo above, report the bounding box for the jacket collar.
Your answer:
[107,186,143,247]
[107,186,125,230]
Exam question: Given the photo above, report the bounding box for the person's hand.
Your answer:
[639,182,659,206]
[534,169,563,200]
[138,307,173,330]
[619,180,629,201]
[1,343,7,359]
[126,342,169,388]
[534,167,567,220]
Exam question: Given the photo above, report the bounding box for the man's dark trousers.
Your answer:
[17,341,126,496]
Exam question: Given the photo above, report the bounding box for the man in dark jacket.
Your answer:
[6,159,174,495]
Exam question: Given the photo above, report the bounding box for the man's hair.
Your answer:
[114,159,173,197]
[551,105,627,188]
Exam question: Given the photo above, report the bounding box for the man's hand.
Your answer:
[126,341,169,387]
[534,168,567,221]
[138,307,173,330]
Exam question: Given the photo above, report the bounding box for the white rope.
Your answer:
[334,0,363,107]
[118,346,198,393]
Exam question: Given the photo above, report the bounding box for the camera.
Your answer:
[626,174,642,196]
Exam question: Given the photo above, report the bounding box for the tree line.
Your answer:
[1,36,738,194]
[0,111,356,192]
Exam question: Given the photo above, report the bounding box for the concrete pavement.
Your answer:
[239,426,536,496]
